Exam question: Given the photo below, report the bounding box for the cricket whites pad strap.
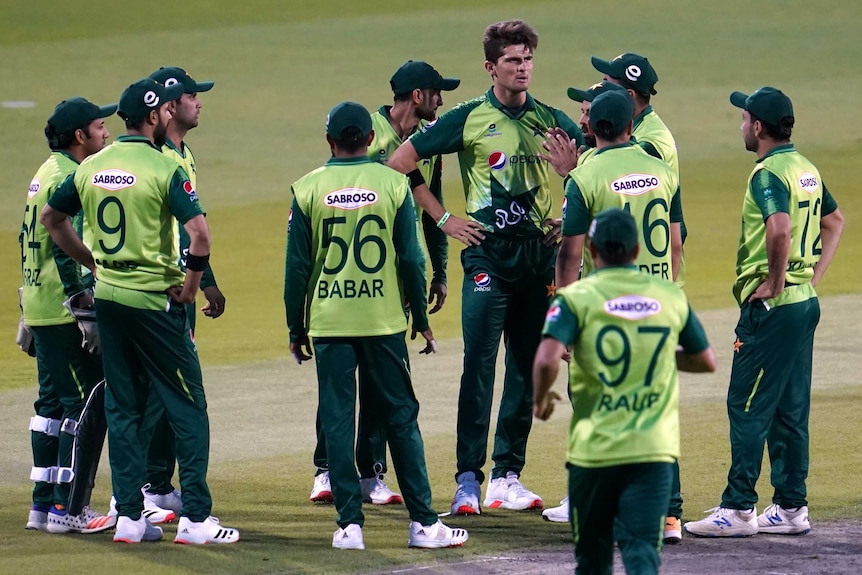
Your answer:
[30,415,62,437]
[30,466,75,484]
[61,418,78,436]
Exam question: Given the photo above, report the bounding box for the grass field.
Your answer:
[1,1,861,573]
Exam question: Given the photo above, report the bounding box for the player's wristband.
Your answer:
[186,253,210,272]
[436,211,451,229]
[407,169,426,190]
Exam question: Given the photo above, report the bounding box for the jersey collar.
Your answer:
[632,105,654,132]
[756,143,795,163]
[486,87,536,119]
[52,150,80,165]
[594,141,635,156]
[116,135,161,151]
[325,155,374,166]
[163,137,187,158]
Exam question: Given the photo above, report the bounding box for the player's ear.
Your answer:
[365,130,375,146]
[484,60,495,78]
[412,89,422,105]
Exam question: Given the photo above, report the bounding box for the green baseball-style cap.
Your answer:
[390,60,460,95]
[117,78,184,123]
[730,86,794,125]
[47,97,117,133]
[567,80,627,103]
[148,66,214,95]
[591,52,659,96]
[326,101,372,142]
[589,207,639,253]
[588,90,634,134]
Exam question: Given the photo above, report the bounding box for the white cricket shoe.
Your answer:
[360,475,403,505]
[757,504,811,535]
[451,471,481,515]
[483,471,543,511]
[113,515,163,543]
[174,516,240,545]
[25,507,48,531]
[143,484,183,514]
[109,495,176,525]
[332,523,364,549]
[408,520,468,549]
[542,496,570,523]
[310,471,334,503]
[683,506,757,537]
[46,505,116,534]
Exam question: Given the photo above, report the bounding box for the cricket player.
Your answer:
[42,78,239,545]
[284,101,468,549]
[388,19,584,516]
[533,207,716,575]
[19,97,116,534]
[309,60,459,506]
[684,86,843,538]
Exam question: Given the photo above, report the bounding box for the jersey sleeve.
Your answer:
[168,167,204,224]
[821,184,838,216]
[47,173,82,216]
[393,188,429,331]
[542,296,580,345]
[638,140,662,160]
[284,195,312,342]
[422,156,448,285]
[670,185,683,223]
[750,168,790,221]
[562,179,590,236]
[678,305,710,354]
[410,101,475,158]
[552,107,585,148]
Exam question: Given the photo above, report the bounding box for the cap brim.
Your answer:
[191,80,214,93]
[97,104,118,118]
[729,91,749,109]
[165,83,185,101]
[590,56,613,75]
[438,78,460,91]
[567,87,591,102]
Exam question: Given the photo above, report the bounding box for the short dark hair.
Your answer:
[393,91,413,103]
[483,20,538,62]
[592,120,626,141]
[331,127,367,153]
[753,114,794,140]
[595,242,635,266]
[45,123,92,151]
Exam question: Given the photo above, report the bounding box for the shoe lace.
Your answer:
[507,477,534,498]
[454,479,479,499]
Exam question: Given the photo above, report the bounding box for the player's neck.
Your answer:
[493,84,527,108]
[166,124,188,150]
[387,103,420,141]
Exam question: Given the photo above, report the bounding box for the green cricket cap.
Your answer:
[567,80,627,103]
[588,90,634,134]
[390,60,460,95]
[47,97,117,133]
[591,52,659,96]
[589,207,638,253]
[730,86,794,125]
[326,101,372,142]
[117,78,184,123]
[148,66,214,95]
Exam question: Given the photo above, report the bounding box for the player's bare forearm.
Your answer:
[676,346,717,373]
[750,213,790,301]
[556,234,583,288]
[532,338,565,420]
[40,205,96,274]
[173,269,203,304]
[812,208,844,287]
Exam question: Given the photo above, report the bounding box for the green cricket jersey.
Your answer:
[542,265,709,467]
[285,156,428,339]
[20,151,85,326]
[733,144,838,306]
[48,136,203,307]
[370,106,447,285]
[409,88,583,238]
[563,143,682,280]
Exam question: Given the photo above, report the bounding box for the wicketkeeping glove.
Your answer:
[63,289,101,356]
[16,287,35,357]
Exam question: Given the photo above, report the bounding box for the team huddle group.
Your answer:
[19,17,844,573]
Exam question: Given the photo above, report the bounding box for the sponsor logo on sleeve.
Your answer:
[324,188,379,210]
[473,272,492,292]
[604,295,662,320]
[545,303,561,322]
[287,208,293,233]
[28,179,40,197]
[610,173,660,196]
[562,196,568,219]
[183,180,198,201]
[798,172,819,194]
[92,169,137,191]
[488,151,507,170]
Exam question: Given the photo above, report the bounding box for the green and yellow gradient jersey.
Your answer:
[734,144,838,306]
[410,88,583,238]
[20,151,85,326]
[285,156,428,339]
[542,265,709,467]
[369,106,447,285]
[49,136,202,307]
[563,143,681,281]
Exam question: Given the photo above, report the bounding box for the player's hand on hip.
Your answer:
[291,337,313,364]
[441,215,485,246]
[428,282,447,314]
[201,285,226,318]
[541,218,562,246]
[166,285,195,304]
[539,127,578,177]
[417,329,438,355]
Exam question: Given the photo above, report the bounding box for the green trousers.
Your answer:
[569,462,672,575]
[722,297,819,510]
[96,298,212,522]
[457,235,556,482]
[30,323,103,508]
[313,334,437,528]
[314,403,387,478]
